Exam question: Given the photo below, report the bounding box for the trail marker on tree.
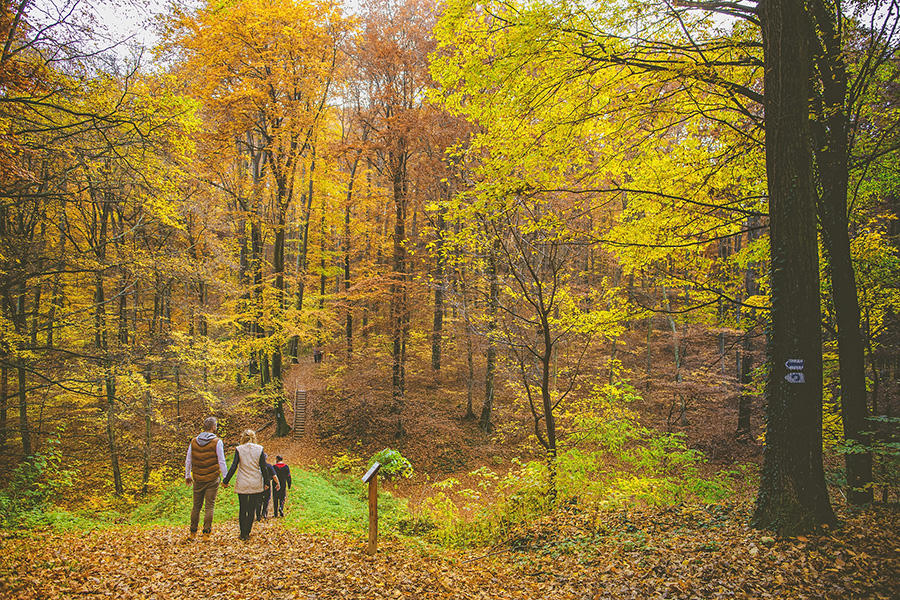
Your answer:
[362,462,381,555]
[785,372,806,384]
[784,359,805,383]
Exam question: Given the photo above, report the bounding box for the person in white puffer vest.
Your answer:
[222,429,278,540]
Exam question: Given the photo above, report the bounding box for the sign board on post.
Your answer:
[362,463,381,483]
[362,462,381,555]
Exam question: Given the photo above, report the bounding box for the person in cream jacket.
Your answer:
[222,429,278,540]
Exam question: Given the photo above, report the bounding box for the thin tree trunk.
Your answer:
[480,240,499,433]
[539,297,558,502]
[16,359,30,456]
[390,150,409,414]
[465,322,476,419]
[609,337,618,385]
[46,274,60,348]
[273,218,286,383]
[432,206,446,371]
[289,156,317,361]
[0,364,6,452]
[13,288,31,457]
[142,371,152,495]
[95,269,123,495]
[737,340,753,438]
[318,194,326,341]
[105,369,123,495]
[808,0,873,507]
[344,193,353,357]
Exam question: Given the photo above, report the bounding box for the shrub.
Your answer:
[0,438,75,529]
[331,453,363,475]
[406,383,738,547]
[839,415,900,500]
[370,448,414,480]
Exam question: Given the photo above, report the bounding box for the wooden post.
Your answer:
[362,462,381,555]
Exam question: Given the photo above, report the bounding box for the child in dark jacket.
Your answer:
[255,460,278,520]
[271,456,292,517]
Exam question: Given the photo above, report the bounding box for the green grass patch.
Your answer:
[128,481,239,527]
[4,467,407,538]
[281,470,408,536]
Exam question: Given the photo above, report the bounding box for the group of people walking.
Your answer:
[184,417,292,541]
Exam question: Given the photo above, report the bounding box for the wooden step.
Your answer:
[293,390,307,440]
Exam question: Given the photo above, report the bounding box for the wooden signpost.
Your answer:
[362,462,381,555]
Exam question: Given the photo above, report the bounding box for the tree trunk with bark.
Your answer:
[753,0,836,534]
[806,0,873,505]
[480,240,499,433]
[390,148,409,415]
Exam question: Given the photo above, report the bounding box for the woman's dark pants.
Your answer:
[238,492,262,538]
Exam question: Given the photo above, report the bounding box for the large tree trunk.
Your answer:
[753,0,836,535]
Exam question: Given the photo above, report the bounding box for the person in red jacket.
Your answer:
[184,417,227,539]
[271,456,292,517]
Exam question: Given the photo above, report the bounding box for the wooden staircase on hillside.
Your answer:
[293,390,307,440]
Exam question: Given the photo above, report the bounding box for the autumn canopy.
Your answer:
[1,0,899,596]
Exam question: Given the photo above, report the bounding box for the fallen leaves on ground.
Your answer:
[1,503,898,599]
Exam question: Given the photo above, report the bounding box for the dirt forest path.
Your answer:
[260,359,328,469]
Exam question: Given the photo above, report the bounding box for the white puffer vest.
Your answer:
[233,443,264,494]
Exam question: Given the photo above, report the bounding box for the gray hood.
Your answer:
[196,431,217,446]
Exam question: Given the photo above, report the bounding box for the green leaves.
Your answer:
[370,448,415,479]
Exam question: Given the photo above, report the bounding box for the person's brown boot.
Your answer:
[188,531,197,541]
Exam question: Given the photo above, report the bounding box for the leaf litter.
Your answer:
[1,502,898,599]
